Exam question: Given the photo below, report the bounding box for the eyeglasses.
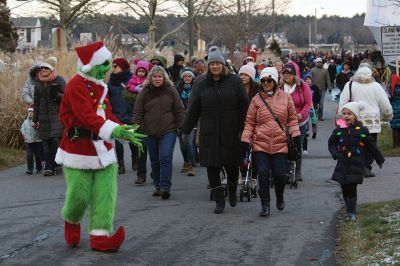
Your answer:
[316,61,322,64]
[261,78,274,84]
[112,64,118,68]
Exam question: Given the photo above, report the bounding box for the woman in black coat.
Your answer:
[328,102,384,220]
[182,46,249,214]
[33,57,66,176]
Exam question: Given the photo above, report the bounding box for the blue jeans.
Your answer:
[144,131,177,191]
[178,129,197,166]
[318,90,326,119]
[255,152,288,197]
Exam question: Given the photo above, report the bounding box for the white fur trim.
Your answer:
[99,120,119,141]
[55,147,117,170]
[81,64,92,72]
[92,140,117,167]
[90,46,112,67]
[90,229,109,236]
[78,72,108,86]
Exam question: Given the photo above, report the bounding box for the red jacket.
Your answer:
[55,74,122,169]
[241,90,300,154]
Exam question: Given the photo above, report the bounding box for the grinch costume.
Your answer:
[55,42,144,252]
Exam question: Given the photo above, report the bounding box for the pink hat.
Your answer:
[239,63,256,80]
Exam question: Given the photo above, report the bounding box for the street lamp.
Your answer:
[314,7,324,44]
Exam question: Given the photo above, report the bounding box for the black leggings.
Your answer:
[207,166,238,188]
[341,184,357,200]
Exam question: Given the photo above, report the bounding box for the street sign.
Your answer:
[381,26,400,56]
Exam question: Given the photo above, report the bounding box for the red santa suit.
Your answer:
[55,73,122,170]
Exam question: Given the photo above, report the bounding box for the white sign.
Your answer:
[381,26,400,56]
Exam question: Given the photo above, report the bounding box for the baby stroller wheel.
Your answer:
[239,188,244,202]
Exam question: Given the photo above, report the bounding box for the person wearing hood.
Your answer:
[241,67,300,217]
[182,46,249,214]
[168,54,185,85]
[150,55,168,69]
[22,61,42,104]
[339,66,393,177]
[127,60,150,94]
[108,58,148,186]
[279,62,312,182]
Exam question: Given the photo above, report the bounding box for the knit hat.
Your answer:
[174,54,185,64]
[282,63,296,75]
[315,57,323,63]
[207,46,225,65]
[239,63,256,80]
[180,67,195,79]
[112,58,130,71]
[260,67,279,84]
[75,42,112,73]
[40,56,57,71]
[342,102,365,119]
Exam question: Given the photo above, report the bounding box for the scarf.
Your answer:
[284,83,296,94]
[181,83,192,100]
[38,69,58,83]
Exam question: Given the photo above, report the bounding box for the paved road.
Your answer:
[0,91,398,265]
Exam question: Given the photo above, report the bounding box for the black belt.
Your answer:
[68,127,102,141]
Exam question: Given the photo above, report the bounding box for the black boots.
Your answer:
[345,197,357,221]
[227,182,237,207]
[259,190,270,217]
[118,160,125,175]
[212,186,225,214]
[275,185,285,211]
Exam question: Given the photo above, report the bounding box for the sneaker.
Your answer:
[43,169,55,176]
[345,213,357,221]
[312,133,317,139]
[303,150,308,155]
[181,161,190,173]
[152,188,162,197]
[134,176,146,186]
[26,170,33,175]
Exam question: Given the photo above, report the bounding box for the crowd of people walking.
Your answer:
[20,45,399,219]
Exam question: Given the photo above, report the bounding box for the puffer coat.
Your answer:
[328,123,385,185]
[33,76,66,139]
[241,90,300,154]
[182,72,249,167]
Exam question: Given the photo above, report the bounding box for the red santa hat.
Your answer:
[75,42,112,73]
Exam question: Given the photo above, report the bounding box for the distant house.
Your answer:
[263,32,289,47]
[11,18,42,49]
[121,33,148,48]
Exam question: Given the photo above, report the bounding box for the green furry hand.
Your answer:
[112,125,146,154]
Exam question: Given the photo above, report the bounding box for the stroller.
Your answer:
[239,147,257,202]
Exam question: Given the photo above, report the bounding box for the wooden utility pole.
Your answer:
[188,0,195,58]
[271,0,275,40]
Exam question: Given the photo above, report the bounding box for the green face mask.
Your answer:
[83,60,111,80]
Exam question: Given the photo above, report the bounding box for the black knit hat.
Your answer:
[174,54,185,64]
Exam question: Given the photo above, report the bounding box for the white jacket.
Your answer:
[339,74,393,133]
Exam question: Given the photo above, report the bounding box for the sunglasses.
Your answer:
[112,64,118,68]
[261,78,274,84]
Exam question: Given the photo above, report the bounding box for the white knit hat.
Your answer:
[260,67,279,84]
[342,101,365,119]
[238,63,256,81]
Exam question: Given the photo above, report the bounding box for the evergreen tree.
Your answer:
[0,0,18,53]
[269,39,281,57]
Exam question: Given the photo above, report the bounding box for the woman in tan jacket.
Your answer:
[241,67,300,217]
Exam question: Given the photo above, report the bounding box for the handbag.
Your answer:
[258,93,301,161]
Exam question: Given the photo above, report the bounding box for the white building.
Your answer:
[121,33,148,48]
[11,18,41,49]
[263,32,289,47]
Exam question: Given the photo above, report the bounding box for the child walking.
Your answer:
[328,102,385,220]
[20,105,43,175]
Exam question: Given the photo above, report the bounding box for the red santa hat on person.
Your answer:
[75,42,112,73]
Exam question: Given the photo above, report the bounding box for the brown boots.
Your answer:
[118,160,125,175]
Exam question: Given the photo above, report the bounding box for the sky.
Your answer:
[8,0,368,18]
